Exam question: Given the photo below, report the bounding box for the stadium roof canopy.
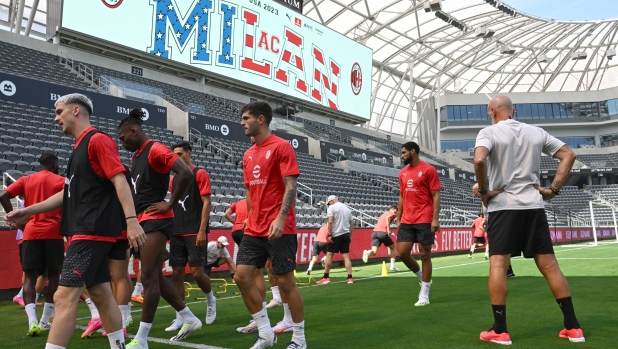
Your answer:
[303,0,618,137]
[3,1,618,137]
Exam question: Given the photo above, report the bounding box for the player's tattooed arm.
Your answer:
[279,175,298,217]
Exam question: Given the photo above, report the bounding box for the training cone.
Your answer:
[381,261,389,277]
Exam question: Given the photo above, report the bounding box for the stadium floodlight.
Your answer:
[424,0,442,13]
[499,45,515,54]
[475,27,495,38]
[571,51,588,60]
[537,54,551,63]
[606,49,616,60]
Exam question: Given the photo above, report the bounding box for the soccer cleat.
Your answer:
[126,314,133,327]
[480,329,512,345]
[236,320,258,333]
[266,299,283,309]
[506,268,516,278]
[250,333,277,349]
[485,254,489,260]
[286,341,307,349]
[126,339,148,348]
[362,250,370,263]
[131,295,144,304]
[320,257,326,267]
[347,278,354,284]
[38,321,52,332]
[306,269,311,275]
[414,298,430,307]
[390,265,400,271]
[170,319,202,341]
[81,318,103,338]
[27,321,41,336]
[559,328,585,342]
[468,254,473,259]
[13,295,25,307]
[272,320,293,334]
[102,328,127,337]
[165,319,183,332]
[206,298,217,325]
[316,277,330,285]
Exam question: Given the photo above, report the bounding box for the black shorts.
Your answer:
[231,230,244,246]
[327,234,351,254]
[169,235,207,267]
[371,232,395,247]
[312,241,328,256]
[108,239,129,260]
[397,223,434,246]
[59,240,114,288]
[140,218,174,239]
[474,236,487,244]
[20,239,64,271]
[487,209,554,258]
[204,257,222,276]
[236,234,297,274]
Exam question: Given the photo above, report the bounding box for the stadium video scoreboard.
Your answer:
[60,0,372,120]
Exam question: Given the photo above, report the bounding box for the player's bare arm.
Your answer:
[431,190,441,233]
[110,173,146,251]
[146,157,194,214]
[327,216,334,242]
[268,175,297,240]
[396,193,403,230]
[474,146,504,207]
[5,190,64,227]
[386,216,394,235]
[224,208,235,224]
[535,145,577,201]
[197,194,211,247]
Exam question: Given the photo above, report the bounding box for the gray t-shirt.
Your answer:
[206,241,230,265]
[475,119,565,212]
[327,202,352,237]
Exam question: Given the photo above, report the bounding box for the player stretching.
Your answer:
[5,93,147,349]
[474,95,583,344]
[468,212,487,259]
[362,205,400,271]
[166,141,217,331]
[118,109,201,348]
[0,152,64,336]
[397,142,441,306]
[306,224,328,275]
[236,101,306,349]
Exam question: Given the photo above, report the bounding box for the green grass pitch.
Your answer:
[2,242,617,348]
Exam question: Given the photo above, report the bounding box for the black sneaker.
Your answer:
[506,267,515,278]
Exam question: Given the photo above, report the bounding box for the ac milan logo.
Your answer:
[101,0,123,8]
[351,63,362,95]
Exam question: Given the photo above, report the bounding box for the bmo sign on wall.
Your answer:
[0,72,167,128]
[189,113,308,152]
[61,0,372,119]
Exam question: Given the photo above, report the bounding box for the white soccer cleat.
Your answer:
[286,341,308,349]
[165,318,183,332]
[206,298,217,325]
[390,265,400,271]
[236,320,258,333]
[414,298,430,307]
[320,256,326,267]
[485,254,489,260]
[249,333,277,349]
[170,319,202,341]
[266,299,282,309]
[126,314,133,327]
[362,250,370,263]
[272,320,293,334]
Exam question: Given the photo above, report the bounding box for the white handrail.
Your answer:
[297,182,313,206]
[345,204,377,228]
[2,172,23,210]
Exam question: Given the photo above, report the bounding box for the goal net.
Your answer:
[589,201,618,246]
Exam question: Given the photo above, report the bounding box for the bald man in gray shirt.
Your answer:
[474,95,584,345]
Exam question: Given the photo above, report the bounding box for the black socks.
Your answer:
[491,304,508,333]
[557,296,580,330]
